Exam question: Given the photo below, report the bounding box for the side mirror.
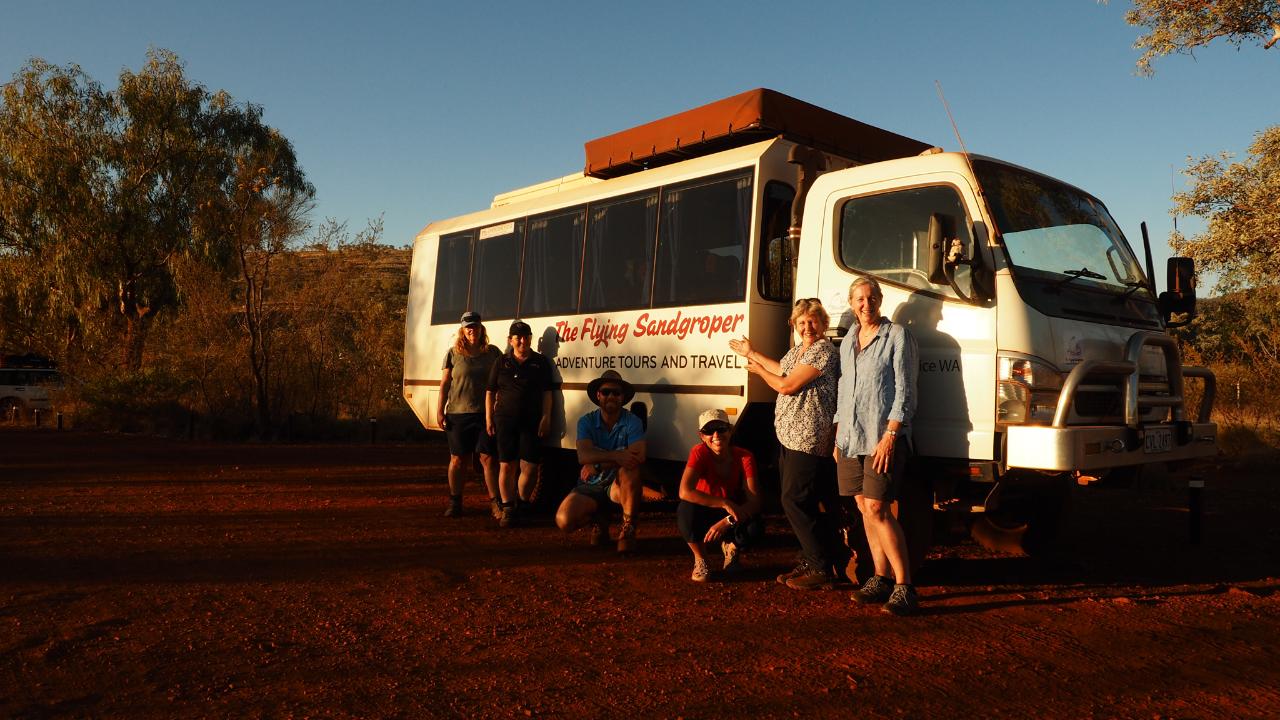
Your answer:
[926,213,952,285]
[1159,256,1197,325]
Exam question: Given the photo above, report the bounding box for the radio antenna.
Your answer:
[934,80,1001,240]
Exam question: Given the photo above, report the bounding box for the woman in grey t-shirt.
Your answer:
[437,311,502,518]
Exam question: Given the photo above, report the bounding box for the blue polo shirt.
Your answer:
[576,408,645,486]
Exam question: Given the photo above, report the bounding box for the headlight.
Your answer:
[998,355,1063,425]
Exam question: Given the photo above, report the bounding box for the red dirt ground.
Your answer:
[2,428,1278,718]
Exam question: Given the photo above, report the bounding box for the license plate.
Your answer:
[1143,427,1173,454]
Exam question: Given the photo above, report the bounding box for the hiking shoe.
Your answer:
[499,505,517,528]
[785,563,835,590]
[443,496,463,518]
[776,562,808,585]
[616,521,637,553]
[588,519,608,547]
[721,542,741,573]
[691,558,711,583]
[489,498,502,520]
[881,584,920,616]
[852,575,894,604]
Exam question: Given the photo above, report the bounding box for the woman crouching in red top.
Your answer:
[677,409,765,582]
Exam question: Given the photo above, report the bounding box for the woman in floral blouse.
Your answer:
[729,298,845,590]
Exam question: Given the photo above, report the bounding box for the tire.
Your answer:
[974,473,1072,556]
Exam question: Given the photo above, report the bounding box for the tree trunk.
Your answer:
[119,281,151,371]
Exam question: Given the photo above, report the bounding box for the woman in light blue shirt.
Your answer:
[834,276,920,616]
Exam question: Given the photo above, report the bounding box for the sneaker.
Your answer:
[691,558,710,582]
[489,498,502,520]
[785,563,835,591]
[776,562,808,585]
[616,521,636,553]
[443,496,463,518]
[721,542,741,573]
[881,584,920,616]
[852,575,894,604]
[499,504,517,528]
[442,491,463,515]
[588,519,608,547]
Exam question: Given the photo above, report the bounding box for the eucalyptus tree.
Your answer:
[0,49,311,381]
[1170,126,1280,292]
[1120,0,1280,76]
[195,112,315,438]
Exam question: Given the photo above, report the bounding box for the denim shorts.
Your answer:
[571,476,616,507]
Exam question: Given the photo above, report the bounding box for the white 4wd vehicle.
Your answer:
[0,364,60,420]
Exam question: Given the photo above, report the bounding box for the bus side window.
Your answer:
[472,221,524,320]
[580,192,658,313]
[838,185,973,298]
[652,172,752,307]
[758,181,796,302]
[431,230,474,324]
[520,208,585,318]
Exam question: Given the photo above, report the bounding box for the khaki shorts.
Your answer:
[836,437,908,502]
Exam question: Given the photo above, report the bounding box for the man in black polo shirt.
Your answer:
[485,320,554,527]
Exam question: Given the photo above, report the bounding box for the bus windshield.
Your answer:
[973,159,1148,296]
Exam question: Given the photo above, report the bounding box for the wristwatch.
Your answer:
[885,429,897,437]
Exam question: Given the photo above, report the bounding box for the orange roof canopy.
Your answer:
[583,88,931,179]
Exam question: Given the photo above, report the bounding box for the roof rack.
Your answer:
[583,88,931,179]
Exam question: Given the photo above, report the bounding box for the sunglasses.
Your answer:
[793,297,820,306]
[700,424,731,435]
[598,388,624,397]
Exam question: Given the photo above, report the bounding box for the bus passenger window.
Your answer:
[471,220,524,320]
[653,172,752,308]
[520,208,584,318]
[431,230,474,324]
[758,181,796,302]
[580,192,658,313]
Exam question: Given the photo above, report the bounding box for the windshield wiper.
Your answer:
[1113,280,1148,302]
[1055,267,1107,288]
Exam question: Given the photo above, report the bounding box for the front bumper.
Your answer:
[1005,422,1217,472]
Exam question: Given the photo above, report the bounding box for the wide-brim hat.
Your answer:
[587,370,635,406]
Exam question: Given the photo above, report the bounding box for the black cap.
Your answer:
[508,320,532,337]
[461,311,482,328]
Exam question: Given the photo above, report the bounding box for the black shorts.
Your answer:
[836,437,909,502]
[444,412,494,457]
[494,416,542,464]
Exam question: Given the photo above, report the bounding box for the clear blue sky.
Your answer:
[3,1,1276,291]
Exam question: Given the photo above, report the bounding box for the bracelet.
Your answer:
[885,429,897,438]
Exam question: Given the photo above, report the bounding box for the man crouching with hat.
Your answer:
[555,370,646,553]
